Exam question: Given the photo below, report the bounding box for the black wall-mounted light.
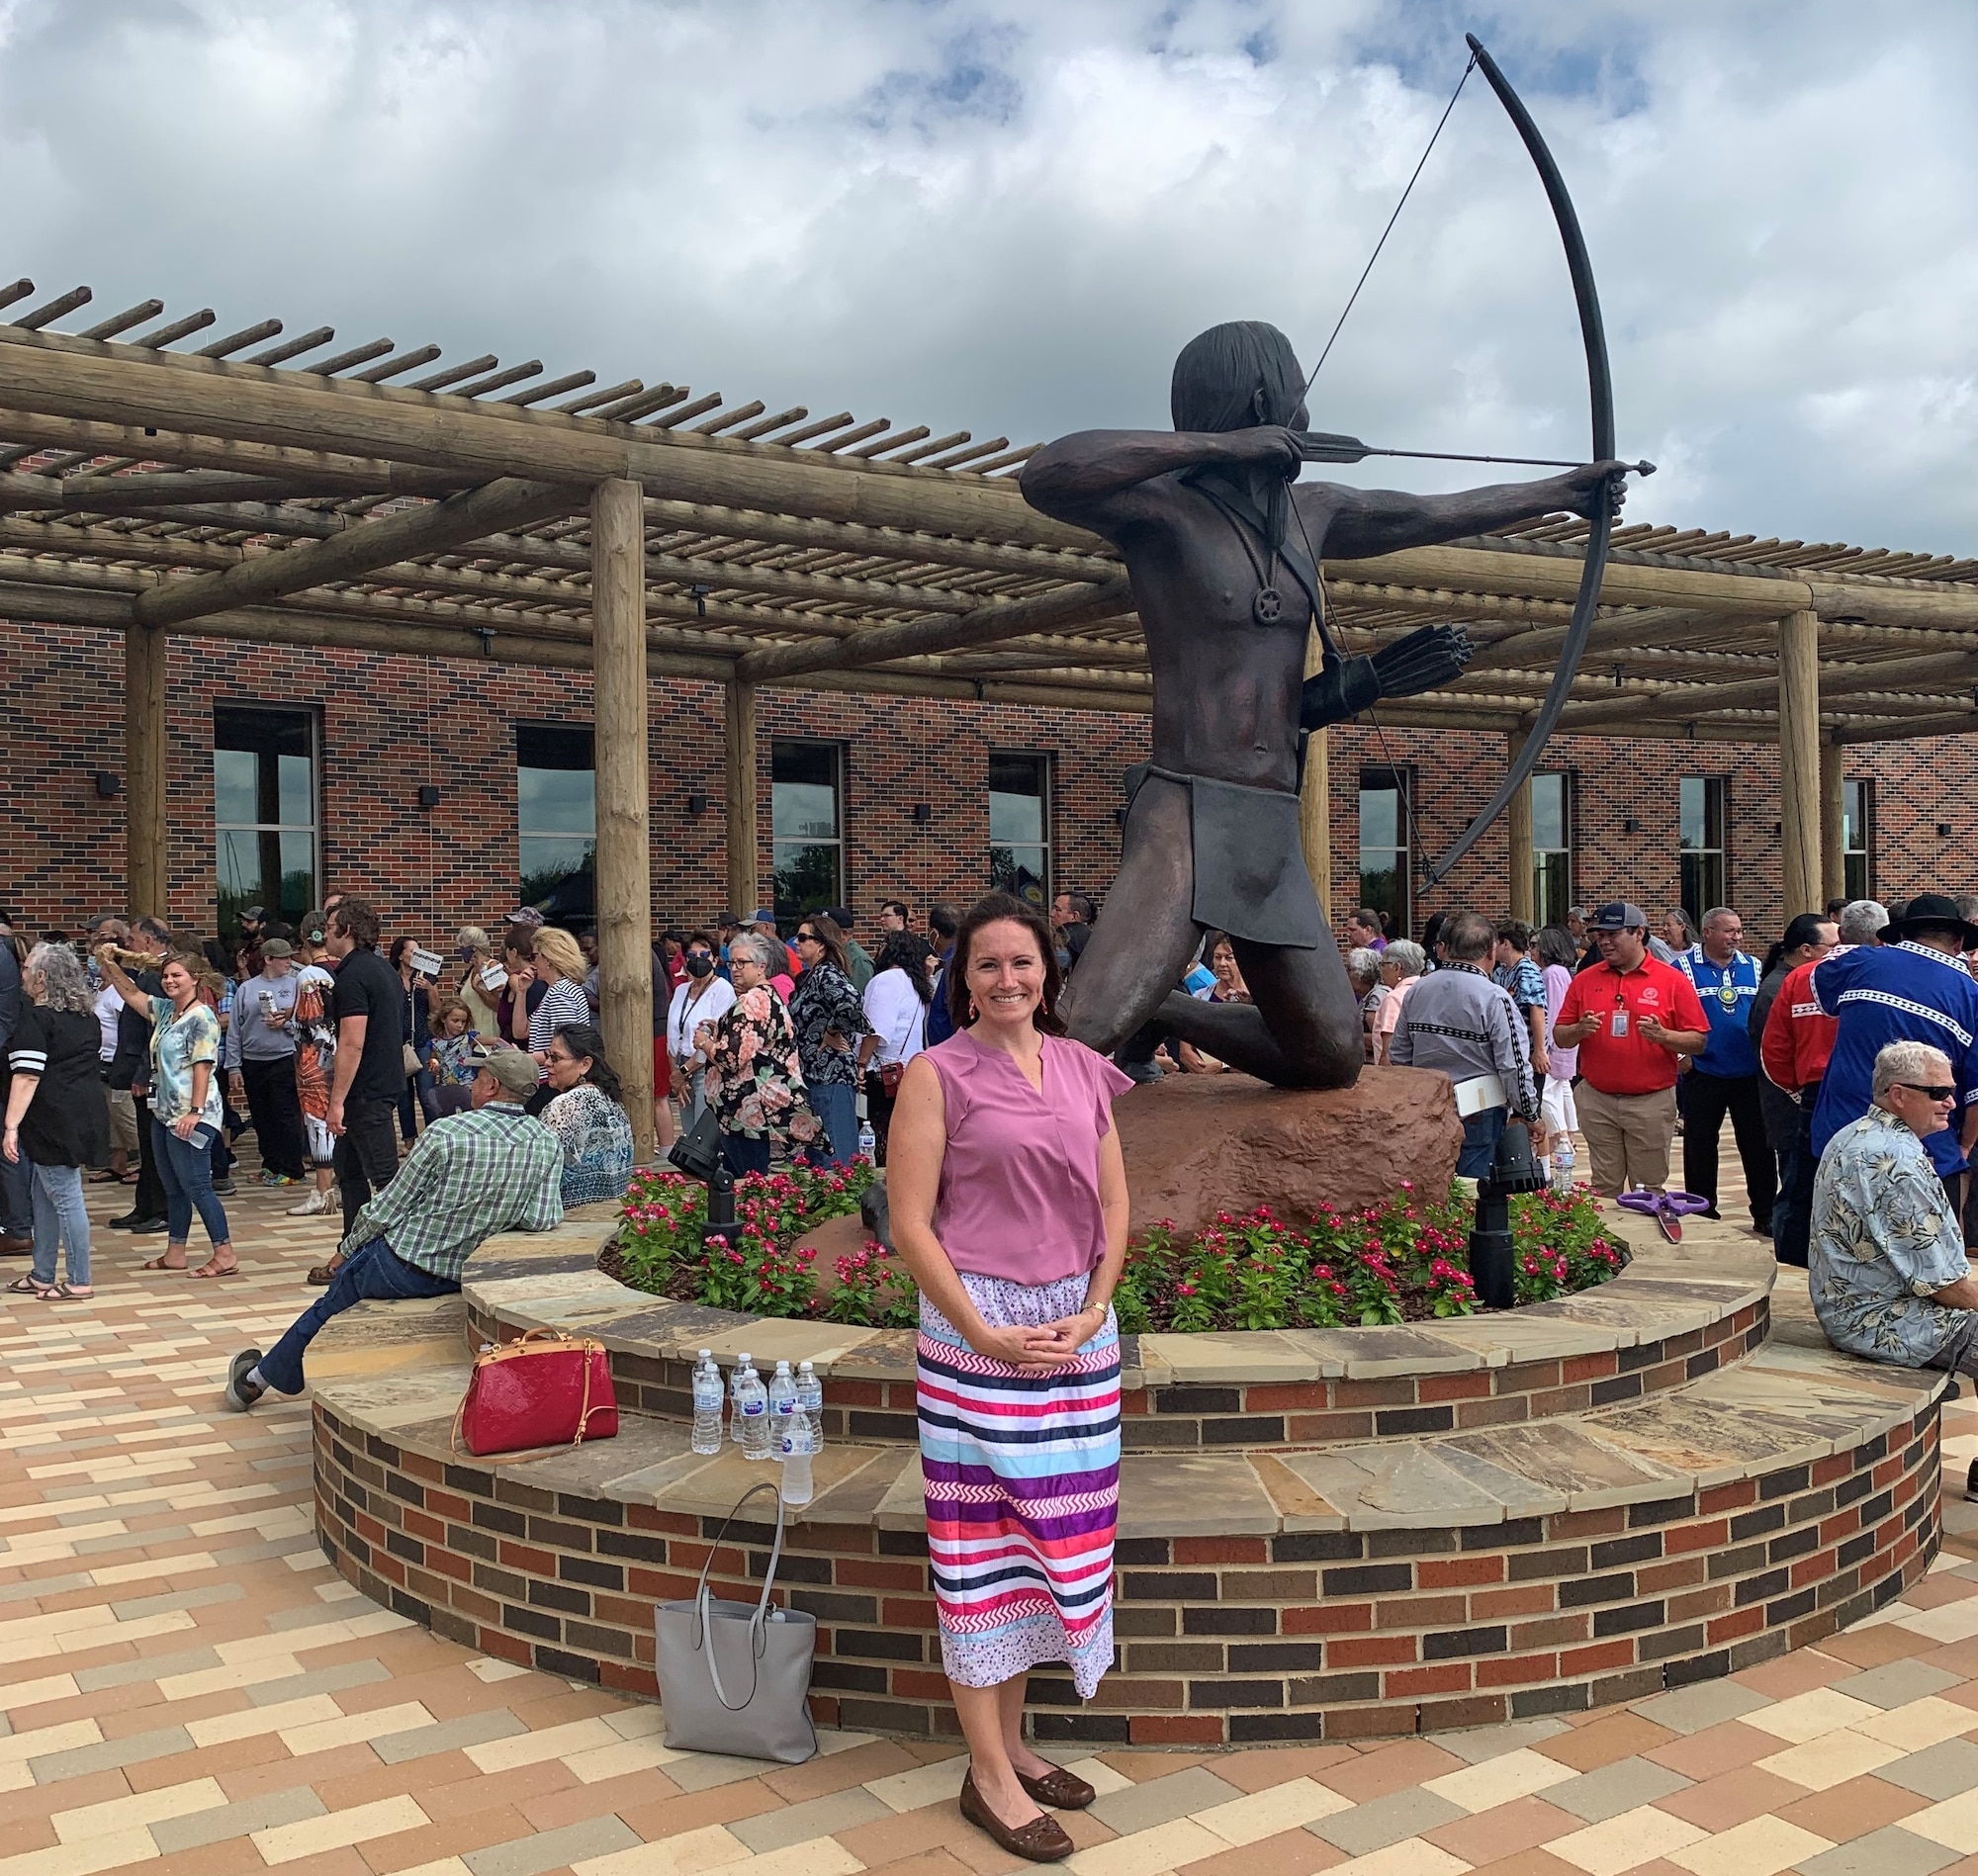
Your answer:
[689,583,712,619]
[911,803,932,824]
[1621,817,1640,834]
[417,785,441,810]
[688,792,709,816]
[93,771,120,799]
[1940,823,1955,839]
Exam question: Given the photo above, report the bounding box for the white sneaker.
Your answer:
[286,1189,332,1216]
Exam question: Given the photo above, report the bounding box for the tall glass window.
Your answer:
[516,725,595,922]
[1678,775,1726,919]
[1532,772,1572,929]
[1358,766,1411,938]
[772,742,844,919]
[1843,778,1873,902]
[988,754,1051,911]
[214,707,317,938]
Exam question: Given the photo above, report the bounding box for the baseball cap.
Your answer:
[714,909,740,927]
[259,938,294,959]
[1587,902,1648,933]
[503,908,546,932]
[748,907,776,926]
[472,1043,541,1095]
[242,905,267,922]
[824,906,854,930]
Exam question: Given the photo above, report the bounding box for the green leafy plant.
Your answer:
[611,1169,1624,1330]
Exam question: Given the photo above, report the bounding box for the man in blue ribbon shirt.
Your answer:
[1812,893,1978,1216]
[1672,907,1774,1235]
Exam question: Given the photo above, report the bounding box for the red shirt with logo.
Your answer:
[1759,956,1841,1094]
[1555,955,1708,1097]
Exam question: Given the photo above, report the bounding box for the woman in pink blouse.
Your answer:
[889,894,1131,1863]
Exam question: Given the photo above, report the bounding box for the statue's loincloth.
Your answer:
[1126,763,1323,950]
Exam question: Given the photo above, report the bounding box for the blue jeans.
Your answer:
[1458,1107,1508,1179]
[722,1130,772,1179]
[152,1118,230,1248]
[0,1122,29,1237]
[807,1082,858,1167]
[30,1163,90,1287]
[257,1235,459,1396]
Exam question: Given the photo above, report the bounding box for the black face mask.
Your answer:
[685,954,714,978]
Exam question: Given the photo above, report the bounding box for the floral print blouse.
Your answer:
[1810,1106,1968,1364]
[702,985,821,1145]
[787,961,869,1089]
[539,1082,634,1207]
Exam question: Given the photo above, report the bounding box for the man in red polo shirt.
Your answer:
[1554,902,1710,1199]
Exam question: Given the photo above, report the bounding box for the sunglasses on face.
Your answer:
[1898,1082,1957,1102]
[796,931,820,943]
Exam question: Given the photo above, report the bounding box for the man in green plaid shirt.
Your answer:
[225,1047,564,1409]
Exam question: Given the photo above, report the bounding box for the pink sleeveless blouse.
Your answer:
[922,1028,1134,1287]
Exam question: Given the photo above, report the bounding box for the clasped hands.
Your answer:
[970,1306,1106,1372]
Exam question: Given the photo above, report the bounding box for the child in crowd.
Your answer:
[425,997,482,1117]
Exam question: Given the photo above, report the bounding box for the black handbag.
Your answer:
[668,1105,724,1182]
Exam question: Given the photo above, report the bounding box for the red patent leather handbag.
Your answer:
[453,1328,619,1458]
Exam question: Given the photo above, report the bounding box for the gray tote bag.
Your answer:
[654,1480,817,1763]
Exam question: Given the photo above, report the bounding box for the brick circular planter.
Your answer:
[310,1203,1946,1747]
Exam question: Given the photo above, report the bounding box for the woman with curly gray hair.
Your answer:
[2,943,110,1297]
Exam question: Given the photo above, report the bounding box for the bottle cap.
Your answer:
[799,1360,814,1372]
[737,1352,751,1365]
[698,1348,712,1361]
[775,1359,790,1373]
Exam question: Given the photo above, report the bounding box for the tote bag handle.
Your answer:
[691,1479,787,1712]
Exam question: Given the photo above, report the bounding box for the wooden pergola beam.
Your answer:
[0,471,364,512]
[130,477,581,628]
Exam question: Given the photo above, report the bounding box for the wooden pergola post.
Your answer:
[1820,738,1846,908]
[1300,625,1330,926]
[725,679,760,917]
[1506,730,1534,925]
[1777,609,1822,919]
[124,623,167,917]
[590,479,655,1164]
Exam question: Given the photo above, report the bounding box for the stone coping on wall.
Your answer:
[462,1199,1775,1395]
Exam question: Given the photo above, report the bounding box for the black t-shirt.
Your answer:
[10,1006,111,1168]
[328,946,407,1103]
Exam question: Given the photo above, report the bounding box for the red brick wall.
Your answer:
[2,618,1967,945]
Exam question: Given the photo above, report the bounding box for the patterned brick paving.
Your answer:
[7,1151,1978,1876]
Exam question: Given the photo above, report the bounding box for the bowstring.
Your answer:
[1304,51,1478,395]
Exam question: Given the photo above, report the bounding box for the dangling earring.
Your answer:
[967,1000,978,1022]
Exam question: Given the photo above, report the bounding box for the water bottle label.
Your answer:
[743,1400,764,1415]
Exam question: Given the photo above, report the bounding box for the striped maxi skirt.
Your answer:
[917,1270,1120,1699]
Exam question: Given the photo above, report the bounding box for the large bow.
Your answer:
[1421,33,1619,886]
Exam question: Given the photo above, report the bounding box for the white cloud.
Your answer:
[0,0,1973,552]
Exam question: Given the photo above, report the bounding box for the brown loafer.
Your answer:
[959,1770,1073,1862]
[1017,1764,1096,1811]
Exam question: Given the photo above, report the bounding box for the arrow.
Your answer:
[1294,430,1656,476]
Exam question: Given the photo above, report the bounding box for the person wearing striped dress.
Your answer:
[888,893,1130,1864]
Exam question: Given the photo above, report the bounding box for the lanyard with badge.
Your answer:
[1610,987,1630,1039]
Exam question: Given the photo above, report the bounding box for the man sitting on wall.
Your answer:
[224,1045,563,1410]
[1810,1040,1978,1381]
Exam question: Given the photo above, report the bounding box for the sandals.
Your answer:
[190,1260,239,1280]
[140,1254,189,1273]
[5,1275,43,1295]
[4,1277,92,1299]
[958,1771,1072,1863]
[307,1262,339,1287]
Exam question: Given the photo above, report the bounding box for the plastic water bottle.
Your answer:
[1553,1136,1576,1194]
[857,1120,876,1162]
[778,1403,814,1506]
[766,1361,796,1457]
[691,1350,724,1456]
[737,1363,772,1460]
[796,1361,824,1449]
[729,1354,753,1446]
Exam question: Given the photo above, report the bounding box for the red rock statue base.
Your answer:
[1113,1067,1464,1241]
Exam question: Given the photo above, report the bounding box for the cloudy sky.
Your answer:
[2,0,1974,554]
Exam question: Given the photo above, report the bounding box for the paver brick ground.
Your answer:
[5,1145,1978,1876]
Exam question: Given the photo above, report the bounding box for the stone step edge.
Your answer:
[310,1327,1943,1539]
